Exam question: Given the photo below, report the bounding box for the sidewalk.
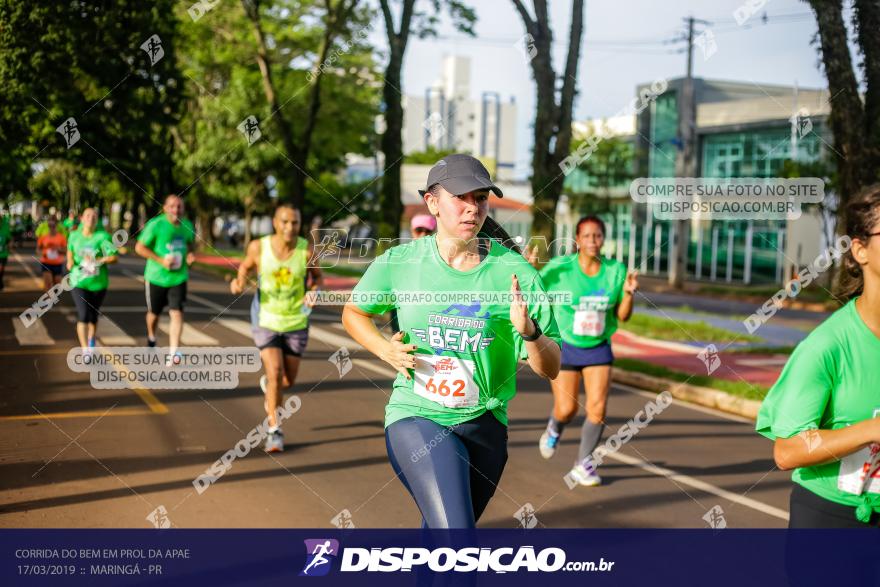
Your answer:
[611,330,786,388]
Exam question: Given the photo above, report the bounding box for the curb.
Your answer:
[612,368,762,420]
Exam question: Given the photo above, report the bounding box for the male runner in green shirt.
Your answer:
[135,194,195,362]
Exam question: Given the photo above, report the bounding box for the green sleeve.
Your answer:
[99,232,118,257]
[755,338,835,440]
[183,219,196,245]
[515,269,562,361]
[138,218,156,249]
[351,252,395,315]
[614,262,627,306]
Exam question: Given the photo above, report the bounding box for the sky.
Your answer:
[367,0,859,180]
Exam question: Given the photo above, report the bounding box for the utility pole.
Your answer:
[669,16,708,288]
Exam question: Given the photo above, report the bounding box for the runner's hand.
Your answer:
[230,278,243,295]
[381,331,417,380]
[161,256,174,270]
[624,270,639,294]
[186,252,196,266]
[524,244,539,268]
[305,289,319,308]
[510,274,535,338]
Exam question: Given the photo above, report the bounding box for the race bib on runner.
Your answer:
[573,309,605,337]
[46,248,59,261]
[838,409,880,495]
[413,355,480,408]
[80,247,98,276]
[165,252,183,271]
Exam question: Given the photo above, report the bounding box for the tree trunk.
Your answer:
[242,0,304,209]
[379,52,405,240]
[376,0,414,242]
[513,0,584,261]
[808,0,866,224]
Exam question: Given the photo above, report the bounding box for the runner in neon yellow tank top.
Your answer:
[230,203,323,453]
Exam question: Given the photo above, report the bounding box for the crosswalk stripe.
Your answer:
[158,321,219,346]
[309,324,362,351]
[215,318,253,339]
[98,315,137,346]
[12,316,56,346]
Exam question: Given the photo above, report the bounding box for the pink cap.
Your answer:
[410,214,437,232]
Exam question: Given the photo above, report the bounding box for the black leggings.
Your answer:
[72,287,107,324]
[385,412,508,529]
[788,482,880,528]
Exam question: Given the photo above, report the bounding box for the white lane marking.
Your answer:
[97,315,137,346]
[158,321,219,346]
[12,316,56,346]
[605,450,789,521]
[215,318,252,339]
[308,324,362,351]
[614,382,755,424]
[737,358,789,367]
[306,326,787,520]
[12,252,44,288]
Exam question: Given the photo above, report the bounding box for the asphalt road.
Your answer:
[0,252,792,529]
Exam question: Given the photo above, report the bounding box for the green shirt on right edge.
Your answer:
[0,218,10,259]
[137,215,195,287]
[756,298,880,521]
[540,254,627,348]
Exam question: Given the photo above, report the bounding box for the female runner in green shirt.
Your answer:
[536,216,637,486]
[342,154,561,529]
[66,208,118,360]
[757,185,880,527]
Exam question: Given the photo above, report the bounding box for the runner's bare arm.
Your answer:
[616,270,638,321]
[134,240,168,267]
[342,304,417,380]
[510,274,560,379]
[66,247,74,271]
[306,243,324,289]
[230,238,260,295]
[773,418,880,470]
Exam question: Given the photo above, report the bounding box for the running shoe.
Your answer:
[539,430,560,459]
[82,347,93,365]
[88,337,96,348]
[147,337,157,348]
[264,429,284,453]
[568,462,602,487]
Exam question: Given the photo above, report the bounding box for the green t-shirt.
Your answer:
[0,218,10,259]
[756,299,880,519]
[352,235,561,429]
[138,215,195,287]
[540,254,627,348]
[68,230,116,291]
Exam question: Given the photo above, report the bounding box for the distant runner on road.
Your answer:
[135,194,195,364]
[66,208,118,361]
[536,215,638,487]
[230,203,322,453]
